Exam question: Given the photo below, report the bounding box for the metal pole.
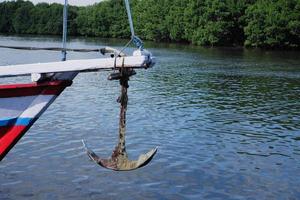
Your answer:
[62,0,68,61]
[124,0,135,37]
[124,0,143,49]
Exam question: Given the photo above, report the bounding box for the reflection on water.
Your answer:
[0,36,300,200]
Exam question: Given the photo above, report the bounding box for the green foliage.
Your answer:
[76,0,129,38]
[183,0,205,42]
[0,0,23,33]
[75,6,95,36]
[165,0,188,42]
[133,0,170,41]
[192,0,231,46]
[244,0,300,48]
[0,0,299,48]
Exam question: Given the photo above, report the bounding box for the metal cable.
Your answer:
[0,45,103,52]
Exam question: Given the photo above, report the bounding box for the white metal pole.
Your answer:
[124,0,135,37]
[62,0,68,61]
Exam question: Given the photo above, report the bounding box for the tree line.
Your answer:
[0,0,299,49]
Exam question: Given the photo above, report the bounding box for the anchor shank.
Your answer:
[112,75,129,159]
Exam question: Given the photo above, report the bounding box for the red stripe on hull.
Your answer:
[0,126,28,159]
[0,80,72,98]
[0,126,12,139]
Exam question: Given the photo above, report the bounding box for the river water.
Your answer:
[0,36,299,200]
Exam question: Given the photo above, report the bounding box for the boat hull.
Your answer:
[0,80,72,160]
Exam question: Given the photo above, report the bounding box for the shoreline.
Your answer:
[0,33,300,52]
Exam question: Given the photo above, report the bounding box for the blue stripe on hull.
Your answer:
[0,118,32,127]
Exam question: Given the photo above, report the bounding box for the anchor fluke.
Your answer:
[82,140,157,171]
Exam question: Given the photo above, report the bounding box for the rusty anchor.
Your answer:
[82,68,157,171]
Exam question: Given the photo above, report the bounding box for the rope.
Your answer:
[0,38,133,56]
[117,38,133,57]
[0,45,103,53]
[112,38,132,71]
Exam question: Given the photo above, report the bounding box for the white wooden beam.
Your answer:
[0,56,154,78]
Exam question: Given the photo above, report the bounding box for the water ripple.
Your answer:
[1,36,300,200]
